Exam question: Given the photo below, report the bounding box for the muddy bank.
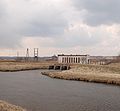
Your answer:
[0,100,26,111]
[0,61,56,72]
[42,64,120,85]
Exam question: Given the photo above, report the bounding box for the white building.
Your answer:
[58,54,89,64]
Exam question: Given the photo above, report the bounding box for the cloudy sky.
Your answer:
[0,0,120,56]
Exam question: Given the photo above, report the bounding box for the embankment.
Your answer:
[42,63,120,85]
[0,100,26,111]
[0,61,56,72]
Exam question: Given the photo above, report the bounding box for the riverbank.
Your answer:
[0,61,56,72]
[0,100,26,111]
[42,63,120,85]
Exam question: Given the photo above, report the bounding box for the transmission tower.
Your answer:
[34,48,38,61]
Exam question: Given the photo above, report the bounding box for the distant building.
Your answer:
[89,56,118,65]
[58,54,118,65]
[58,54,89,64]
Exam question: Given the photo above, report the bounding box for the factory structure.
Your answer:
[58,54,89,64]
[58,54,118,65]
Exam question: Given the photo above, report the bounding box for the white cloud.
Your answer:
[0,0,120,56]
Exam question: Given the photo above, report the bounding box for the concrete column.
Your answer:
[79,57,81,64]
[63,57,65,63]
[54,65,56,70]
[68,57,70,63]
[67,57,68,63]
[77,57,79,63]
[70,57,71,63]
[60,65,62,70]
[72,57,74,63]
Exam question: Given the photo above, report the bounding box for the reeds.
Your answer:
[42,63,120,85]
[0,100,26,111]
[0,61,56,72]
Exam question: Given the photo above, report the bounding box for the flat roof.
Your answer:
[58,54,88,56]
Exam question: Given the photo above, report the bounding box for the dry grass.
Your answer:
[0,100,26,111]
[107,62,120,68]
[42,63,120,85]
[0,61,56,72]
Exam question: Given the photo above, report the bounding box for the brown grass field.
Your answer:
[0,61,56,72]
[42,63,120,85]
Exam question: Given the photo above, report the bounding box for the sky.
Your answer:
[0,0,120,56]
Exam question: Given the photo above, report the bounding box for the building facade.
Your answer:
[58,54,89,64]
[58,54,118,65]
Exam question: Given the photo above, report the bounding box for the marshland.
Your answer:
[0,61,56,72]
[0,60,120,111]
[42,63,120,85]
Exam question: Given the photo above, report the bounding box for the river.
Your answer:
[0,70,120,111]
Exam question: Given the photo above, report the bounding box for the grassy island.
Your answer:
[42,63,120,85]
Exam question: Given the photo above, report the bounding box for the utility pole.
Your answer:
[16,51,19,61]
[17,51,19,58]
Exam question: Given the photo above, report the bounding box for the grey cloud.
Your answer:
[60,35,101,48]
[0,1,6,19]
[22,11,67,37]
[72,0,120,26]
[0,0,68,48]
[49,27,103,48]
[0,21,20,48]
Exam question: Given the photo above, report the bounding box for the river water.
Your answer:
[0,70,120,111]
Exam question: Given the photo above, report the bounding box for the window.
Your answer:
[78,58,80,63]
[74,58,75,63]
[76,58,77,63]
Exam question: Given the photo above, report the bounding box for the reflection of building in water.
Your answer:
[58,54,89,64]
